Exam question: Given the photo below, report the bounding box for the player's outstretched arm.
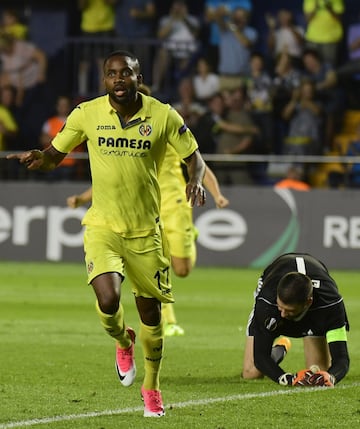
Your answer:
[7,145,66,171]
[203,165,229,208]
[67,187,93,209]
[183,150,206,207]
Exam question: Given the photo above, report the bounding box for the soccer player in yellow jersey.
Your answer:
[7,50,206,418]
[158,144,229,336]
[67,148,229,336]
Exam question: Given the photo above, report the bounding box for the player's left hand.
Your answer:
[186,182,206,207]
[215,194,229,208]
[308,371,335,388]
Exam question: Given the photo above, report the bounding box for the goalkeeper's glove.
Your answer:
[308,370,335,388]
[278,370,312,386]
[278,369,335,387]
[292,368,314,386]
[278,372,296,386]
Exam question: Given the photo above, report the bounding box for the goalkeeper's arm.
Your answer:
[327,341,350,384]
[253,335,289,384]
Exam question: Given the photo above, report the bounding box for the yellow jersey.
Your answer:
[0,105,18,151]
[80,0,115,33]
[52,93,198,237]
[304,0,344,43]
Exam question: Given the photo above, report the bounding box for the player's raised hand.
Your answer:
[7,149,44,170]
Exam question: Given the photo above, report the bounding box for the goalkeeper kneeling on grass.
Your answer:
[242,253,350,387]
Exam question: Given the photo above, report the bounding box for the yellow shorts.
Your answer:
[162,205,195,259]
[83,225,174,303]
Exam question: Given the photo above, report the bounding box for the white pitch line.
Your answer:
[1,382,359,429]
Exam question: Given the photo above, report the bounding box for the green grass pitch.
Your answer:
[0,262,359,429]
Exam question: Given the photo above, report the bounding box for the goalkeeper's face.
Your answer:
[276,297,312,320]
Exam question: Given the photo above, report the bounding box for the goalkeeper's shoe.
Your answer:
[115,327,136,387]
[164,323,185,337]
[141,386,165,417]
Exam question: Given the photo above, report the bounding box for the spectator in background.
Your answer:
[193,91,259,154]
[217,85,259,156]
[193,92,227,154]
[215,6,258,92]
[303,0,345,67]
[329,124,360,189]
[192,56,220,104]
[115,0,156,80]
[271,51,303,153]
[340,139,360,188]
[266,8,304,69]
[171,77,206,130]
[0,84,19,179]
[77,0,117,96]
[216,85,263,184]
[347,13,360,59]
[282,78,322,157]
[39,95,81,181]
[275,165,311,191]
[0,91,18,151]
[151,0,201,95]
[0,32,48,148]
[0,9,28,40]
[302,47,343,151]
[336,12,360,109]
[204,0,253,72]
[246,52,274,153]
[0,84,21,131]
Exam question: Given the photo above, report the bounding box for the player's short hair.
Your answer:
[277,272,313,305]
[103,50,140,73]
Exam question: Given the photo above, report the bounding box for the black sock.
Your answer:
[271,345,287,364]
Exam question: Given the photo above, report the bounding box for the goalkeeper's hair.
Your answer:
[277,272,313,305]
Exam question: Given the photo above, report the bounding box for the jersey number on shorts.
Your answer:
[154,266,170,291]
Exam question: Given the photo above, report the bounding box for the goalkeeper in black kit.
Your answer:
[242,253,350,387]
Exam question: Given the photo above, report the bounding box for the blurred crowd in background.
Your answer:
[1,0,360,188]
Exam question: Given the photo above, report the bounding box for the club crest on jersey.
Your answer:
[265,317,278,331]
[139,124,152,136]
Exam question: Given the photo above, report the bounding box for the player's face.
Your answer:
[276,298,311,320]
[103,55,142,106]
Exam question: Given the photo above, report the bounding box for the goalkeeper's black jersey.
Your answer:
[252,253,349,339]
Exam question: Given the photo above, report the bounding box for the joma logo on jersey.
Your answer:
[96,125,116,130]
[98,136,151,149]
[139,124,152,136]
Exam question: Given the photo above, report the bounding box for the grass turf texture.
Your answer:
[0,262,359,429]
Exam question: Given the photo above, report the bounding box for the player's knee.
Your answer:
[136,297,161,326]
[97,293,119,314]
[241,366,264,380]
